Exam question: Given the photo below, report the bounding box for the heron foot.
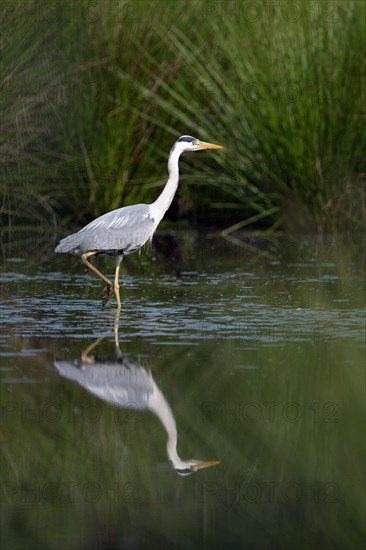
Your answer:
[101,283,113,307]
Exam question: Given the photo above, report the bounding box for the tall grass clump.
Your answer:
[0,1,97,230]
[114,0,365,232]
[0,1,140,230]
[55,1,208,224]
[0,7,60,230]
[2,0,365,233]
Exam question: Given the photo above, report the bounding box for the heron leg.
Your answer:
[114,256,123,309]
[81,252,113,305]
[81,336,104,365]
[113,306,123,358]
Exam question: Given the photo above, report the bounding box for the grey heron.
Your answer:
[55,136,223,308]
[54,327,220,475]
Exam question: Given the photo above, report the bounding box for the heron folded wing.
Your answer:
[77,204,156,254]
[55,232,85,254]
[55,203,156,255]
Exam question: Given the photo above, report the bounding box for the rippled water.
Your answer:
[0,232,365,549]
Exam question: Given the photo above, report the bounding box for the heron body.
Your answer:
[55,136,223,307]
[55,203,155,257]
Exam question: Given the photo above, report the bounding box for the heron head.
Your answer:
[171,135,223,155]
[174,458,221,476]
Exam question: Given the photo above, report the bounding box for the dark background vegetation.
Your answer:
[1,0,365,234]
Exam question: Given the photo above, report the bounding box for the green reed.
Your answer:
[1,1,364,233]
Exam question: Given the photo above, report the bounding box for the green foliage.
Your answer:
[0,6,60,229]
[1,0,365,232]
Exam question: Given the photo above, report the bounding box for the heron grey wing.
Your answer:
[78,203,156,253]
[55,232,87,254]
[54,361,155,409]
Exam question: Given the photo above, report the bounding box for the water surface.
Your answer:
[0,232,365,549]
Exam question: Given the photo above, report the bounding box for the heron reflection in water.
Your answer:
[54,316,220,476]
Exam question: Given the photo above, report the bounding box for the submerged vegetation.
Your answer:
[1,0,365,233]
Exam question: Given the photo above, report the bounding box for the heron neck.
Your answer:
[148,384,181,467]
[150,147,181,224]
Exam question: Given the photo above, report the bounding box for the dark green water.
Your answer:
[1,232,365,549]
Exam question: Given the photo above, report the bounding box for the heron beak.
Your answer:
[194,140,223,150]
[193,459,221,471]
